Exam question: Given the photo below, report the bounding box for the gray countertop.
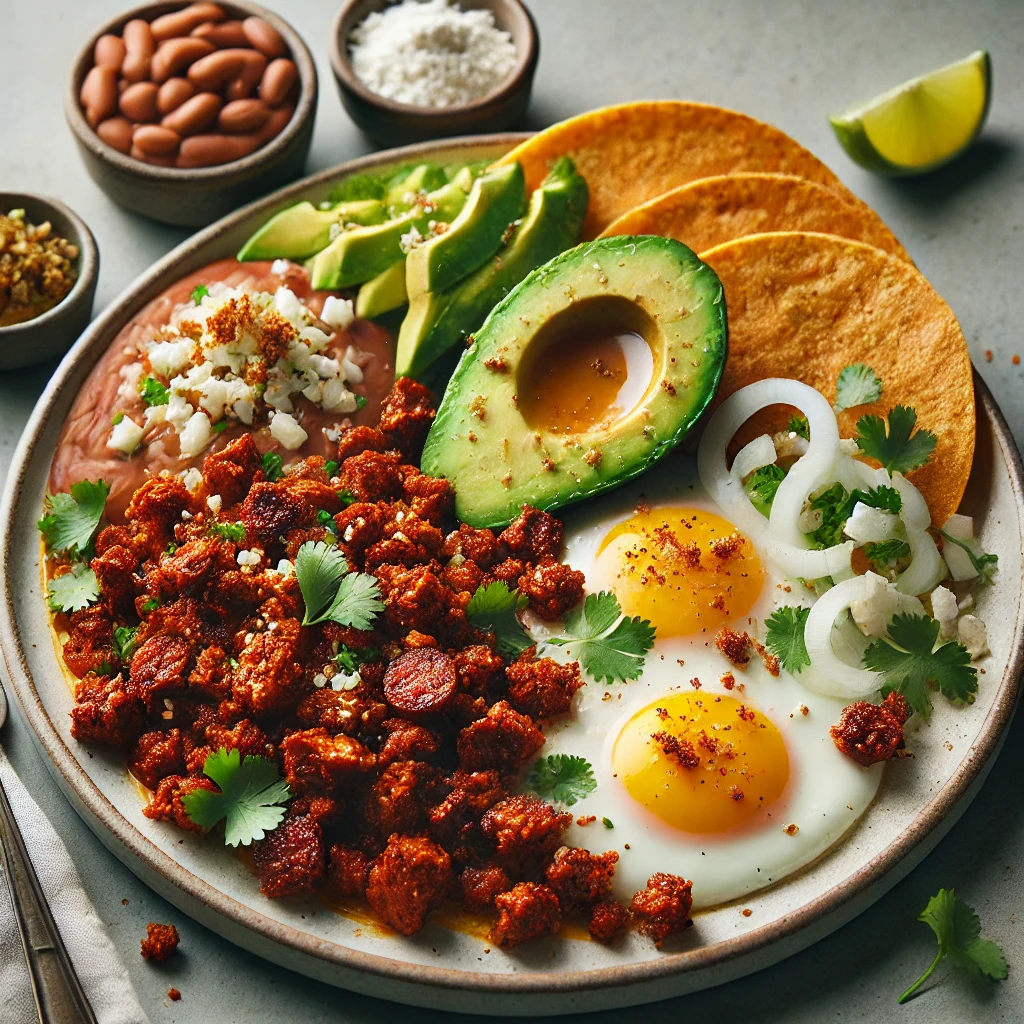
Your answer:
[1,0,1022,1020]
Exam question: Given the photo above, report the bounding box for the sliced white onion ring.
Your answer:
[890,472,945,595]
[731,434,777,484]
[803,573,887,698]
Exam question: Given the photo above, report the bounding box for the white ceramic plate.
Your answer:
[2,136,1022,1015]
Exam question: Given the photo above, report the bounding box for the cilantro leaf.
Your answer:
[210,521,247,542]
[834,363,883,411]
[764,605,811,672]
[328,171,387,204]
[191,284,208,304]
[855,406,937,474]
[322,571,384,630]
[546,591,656,684]
[862,613,977,720]
[864,538,911,573]
[602,817,614,829]
[294,540,382,630]
[939,529,999,583]
[858,485,902,513]
[467,580,532,658]
[806,483,902,548]
[526,754,597,807]
[788,414,809,440]
[745,464,786,516]
[139,376,169,406]
[324,460,339,478]
[335,644,376,673]
[46,563,99,613]
[112,625,141,664]
[899,888,1008,1003]
[38,480,110,556]
[181,748,292,847]
[262,451,283,481]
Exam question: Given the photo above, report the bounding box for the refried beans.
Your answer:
[49,259,395,521]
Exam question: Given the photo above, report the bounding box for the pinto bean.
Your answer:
[80,65,118,128]
[122,19,155,82]
[94,34,127,69]
[242,16,288,59]
[133,124,182,157]
[257,101,295,142]
[192,19,248,47]
[119,81,159,122]
[151,37,215,84]
[383,650,457,715]
[187,48,265,98]
[130,144,176,167]
[218,98,270,134]
[259,58,297,108]
[156,77,196,115]
[97,116,134,154]
[161,92,222,136]
[150,2,226,42]
[175,131,261,167]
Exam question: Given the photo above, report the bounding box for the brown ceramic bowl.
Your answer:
[0,194,99,371]
[65,0,317,228]
[330,0,539,147]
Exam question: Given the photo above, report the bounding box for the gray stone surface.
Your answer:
[1,0,1022,1020]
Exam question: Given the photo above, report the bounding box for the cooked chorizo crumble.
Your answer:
[0,208,79,327]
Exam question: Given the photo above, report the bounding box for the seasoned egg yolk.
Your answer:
[591,507,765,637]
[613,693,789,834]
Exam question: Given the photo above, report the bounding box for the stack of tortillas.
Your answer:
[496,102,974,524]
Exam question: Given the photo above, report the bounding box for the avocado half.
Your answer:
[421,236,728,528]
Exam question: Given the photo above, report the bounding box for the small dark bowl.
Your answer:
[65,1,317,228]
[330,0,539,147]
[0,194,99,371]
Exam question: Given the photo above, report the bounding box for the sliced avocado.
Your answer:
[405,163,527,301]
[421,236,728,528]
[386,162,449,210]
[237,200,387,261]
[306,177,470,291]
[356,260,408,319]
[395,157,588,380]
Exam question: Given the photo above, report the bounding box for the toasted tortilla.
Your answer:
[496,102,848,240]
[600,173,910,261]
[701,232,974,525]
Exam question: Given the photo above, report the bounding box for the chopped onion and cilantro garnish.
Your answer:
[526,753,597,807]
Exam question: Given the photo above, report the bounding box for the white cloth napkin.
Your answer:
[0,750,149,1024]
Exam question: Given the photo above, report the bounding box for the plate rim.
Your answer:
[2,135,1023,1000]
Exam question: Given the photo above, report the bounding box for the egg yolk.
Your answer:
[591,507,764,637]
[612,693,789,834]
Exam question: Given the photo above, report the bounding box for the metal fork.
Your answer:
[0,679,97,1023]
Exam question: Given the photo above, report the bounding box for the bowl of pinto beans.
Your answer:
[65,1,317,227]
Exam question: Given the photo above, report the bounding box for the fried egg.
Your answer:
[538,454,883,909]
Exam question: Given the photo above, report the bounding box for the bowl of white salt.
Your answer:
[330,0,539,146]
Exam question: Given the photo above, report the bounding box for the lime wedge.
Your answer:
[830,50,991,175]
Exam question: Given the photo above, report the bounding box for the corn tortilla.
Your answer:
[600,173,910,261]
[700,231,974,525]
[496,101,849,240]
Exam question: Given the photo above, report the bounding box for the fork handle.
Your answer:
[0,774,97,1024]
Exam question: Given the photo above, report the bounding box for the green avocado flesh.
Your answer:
[236,199,387,261]
[421,236,728,528]
[306,176,471,290]
[395,157,588,380]
[356,259,408,319]
[405,162,527,301]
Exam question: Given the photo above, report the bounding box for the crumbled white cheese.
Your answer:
[321,295,354,331]
[237,549,262,567]
[276,559,294,577]
[206,494,223,513]
[342,346,365,384]
[313,673,328,689]
[144,404,167,427]
[838,438,860,456]
[179,411,213,458]
[321,377,357,413]
[108,415,144,454]
[271,258,291,276]
[148,339,193,377]
[958,614,989,659]
[181,467,203,492]
[270,411,308,450]
[930,585,959,637]
[331,670,362,691]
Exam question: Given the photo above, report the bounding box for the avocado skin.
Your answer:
[236,199,387,262]
[405,162,528,301]
[356,259,408,319]
[305,178,470,291]
[395,157,588,380]
[421,235,728,528]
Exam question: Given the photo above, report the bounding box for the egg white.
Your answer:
[538,453,883,909]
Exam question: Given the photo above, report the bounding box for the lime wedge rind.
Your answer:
[830,50,992,176]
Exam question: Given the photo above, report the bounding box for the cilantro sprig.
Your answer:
[46,563,100,613]
[112,625,141,664]
[181,747,291,847]
[526,754,597,807]
[262,451,283,481]
[788,414,809,440]
[38,480,110,557]
[855,406,937,474]
[806,483,902,549]
[864,538,911,574]
[745,464,786,516]
[294,541,383,629]
[210,521,247,543]
[467,580,532,658]
[545,591,655,684]
[764,605,811,673]
[863,613,977,720]
[190,283,208,304]
[140,376,169,407]
[899,888,1008,1003]
[834,363,883,412]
